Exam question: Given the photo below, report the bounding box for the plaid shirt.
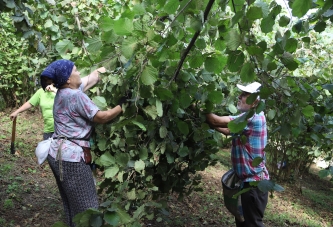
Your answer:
[229,112,269,182]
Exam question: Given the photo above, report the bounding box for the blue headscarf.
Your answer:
[41,59,75,88]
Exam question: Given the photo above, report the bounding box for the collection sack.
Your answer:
[35,138,52,165]
[221,169,245,222]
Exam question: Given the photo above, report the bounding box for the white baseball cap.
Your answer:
[236,82,261,93]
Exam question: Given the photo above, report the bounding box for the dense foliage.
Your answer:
[1,0,333,226]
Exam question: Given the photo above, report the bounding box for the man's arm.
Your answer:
[81,67,106,92]
[215,127,231,135]
[206,113,231,128]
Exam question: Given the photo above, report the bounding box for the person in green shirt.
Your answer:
[10,77,57,140]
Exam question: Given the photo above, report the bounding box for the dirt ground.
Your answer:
[0,109,332,227]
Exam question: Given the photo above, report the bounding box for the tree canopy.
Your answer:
[1,0,333,226]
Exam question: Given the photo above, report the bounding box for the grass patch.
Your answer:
[302,187,333,209]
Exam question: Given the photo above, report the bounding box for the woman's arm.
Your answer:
[82,67,106,92]
[93,105,122,124]
[9,102,33,120]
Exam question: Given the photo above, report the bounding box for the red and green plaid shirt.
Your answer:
[229,112,269,182]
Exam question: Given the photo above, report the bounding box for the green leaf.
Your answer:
[314,21,326,33]
[279,15,290,27]
[228,120,247,133]
[252,157,263,167]
[155,87,174,101]
[285,38,298,53]
[190,18,202,32]
[231,10,244,28]
[116,208,131,224]
[133,3,146,15]
[134,160,145,172]
[195,39,206,49]
[227,50,245,72]
[240,62,256,82]
[215,39,226,51]
[90,215,103,227]
[144,105,158,120]
[55,39,74,55]
[189,55,204,68]
[100,153,116,166]
[228,104,237,114]
[139,148,148,160]
[122,37,138,58]
[257,180,274,192]
[178,146,189,157]
[261,16,275,33]
[318,169,330,178]
[115,153,130,167]
[166,152,175,163]
[92,96,107,110]
[86,36,102,54]
[113,18,134,35]
[205,55,227,74]
[156,99,163,117]
[141,66,158,85]
[105,166,119,178]
[101,30,117,44]
[159,126,168,138]
[44,19,53,28]
[97,138,107,151]
[302,105,314,117]
[4,0,15,8]
[256,101,265,113]
[127,189,136,200]
[322,84,333,91]
[267,109,276,120]
[292,0,311,18]
[104,212,120,226]
[246,6,263,20]
[177,120,189,135]
[226,29,241,51]
[99,16,114,32]
[132,120,147,131]
[205,57,219,73]
[273,183,285,192]
[179,93,192,108]
[281,52,298,71]
[207,91,223,104]
[164,0,179,14]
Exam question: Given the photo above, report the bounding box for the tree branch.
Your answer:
[168,0,216,86]
[161,0,194,37]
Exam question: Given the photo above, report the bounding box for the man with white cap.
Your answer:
[206,82,269,227]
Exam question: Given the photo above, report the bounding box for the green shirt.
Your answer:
[29,88,55,133]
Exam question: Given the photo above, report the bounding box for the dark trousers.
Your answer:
[236,183,268,227]
[47,155,98,227]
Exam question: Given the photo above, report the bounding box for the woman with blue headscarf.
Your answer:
[41,59,128,227]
